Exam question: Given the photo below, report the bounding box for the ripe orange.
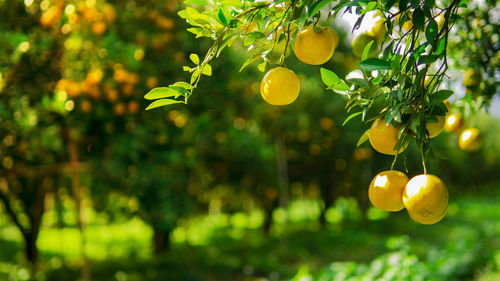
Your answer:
[369,118,408,155]
[92,22,107,35]
[293,26,337,65]
[80,100,92,113]
[127,101,140,114]
[444,113,464,133]
[426,115,445,138]
[458,128,481,151]
[260,67,300,105]
[368,19,387,42]
[351,33,378,58]
[113,103,126,116]
[40,6,61,27]
[463,69,481,88]
[369,170,409,212]
[403,174,448,225]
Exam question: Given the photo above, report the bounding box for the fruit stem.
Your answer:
[391,153,398,170]
[420,143,427,174]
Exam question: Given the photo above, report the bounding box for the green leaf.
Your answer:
[257,61,267,72]
[362,40,375,61]
[363,2,378,14]
[171,82,192,89]
[239,54,261,72]
[183,66,191,72]
[144,87,182,100]
[308,0,332,18]
[146,99,183,110]
[357,129,370,147]
[244,35,255,47]
[320,68,340,87]
[360,58,392,71]
[343,111,362,126]
[201,64,212,76]
[412,8,425,30]
[347,78,370,88]
[425,18,438,43]
[436,37,446,56]
[189,53,200,65]
[430,90,453,104]
[218,8,228,26]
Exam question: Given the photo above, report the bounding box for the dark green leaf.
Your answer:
[430,90,453,104]
[356,129,370,147]
[360,58,392,71]
[425,18,438,43]
[218,8,228,26]
[343,111,362,126]
[412,8,425,30]
[308,0,333,18]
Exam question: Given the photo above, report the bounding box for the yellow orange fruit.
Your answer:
[463,69,481,88]
[369,118,408,155]
[293,26,337,65]
[113,103,126,116]
[260,67,300,106]
[426,115,445,138]
[458,128,481,151]
[368,19,387,41]
[444,113,464,133]
[351,33,378,58]
[369,170,409,212]
[80,100,92,113]
[40,6,61,27]
[127,101,140,114]
[92,22,107,35]
[403,174,448,225]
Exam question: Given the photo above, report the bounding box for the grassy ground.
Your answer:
[1,193,499,281]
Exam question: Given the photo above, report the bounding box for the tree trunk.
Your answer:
[153,227,171,255]
[262,199,277,235]
[67,136,92,281]
[319,185,333,227]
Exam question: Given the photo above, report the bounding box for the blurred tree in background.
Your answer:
[0,0,499,281]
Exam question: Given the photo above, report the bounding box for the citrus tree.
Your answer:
[144,0,499,225]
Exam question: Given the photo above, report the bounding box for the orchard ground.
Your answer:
[1,185,500,281]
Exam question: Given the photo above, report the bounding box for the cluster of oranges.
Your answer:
[55,66,144,116]
[260,25,339,105]
[369,171,448,225]
[442,69,483,152]
[40,1,116,35]
[367,117,449,224]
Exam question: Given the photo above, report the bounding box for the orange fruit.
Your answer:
[444,113,464,133]
[113,103,126,116]
[260,67,300,105]
[127,101,140,114]
[463,69,481,88]
[351,33,378,58]
[369,170,409,211]
[293,26,337,65]
[40,6,61,27]
[80,100,92,113]
[92,22,107,35]
[403,174,448,225]
[368,19,387,41]
[426,115,445,138]
[458,128,481,151]
[369,118,408,155]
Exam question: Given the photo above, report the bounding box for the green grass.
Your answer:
[0,194,499,281]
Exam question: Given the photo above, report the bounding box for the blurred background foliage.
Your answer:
[0,0,499,281]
